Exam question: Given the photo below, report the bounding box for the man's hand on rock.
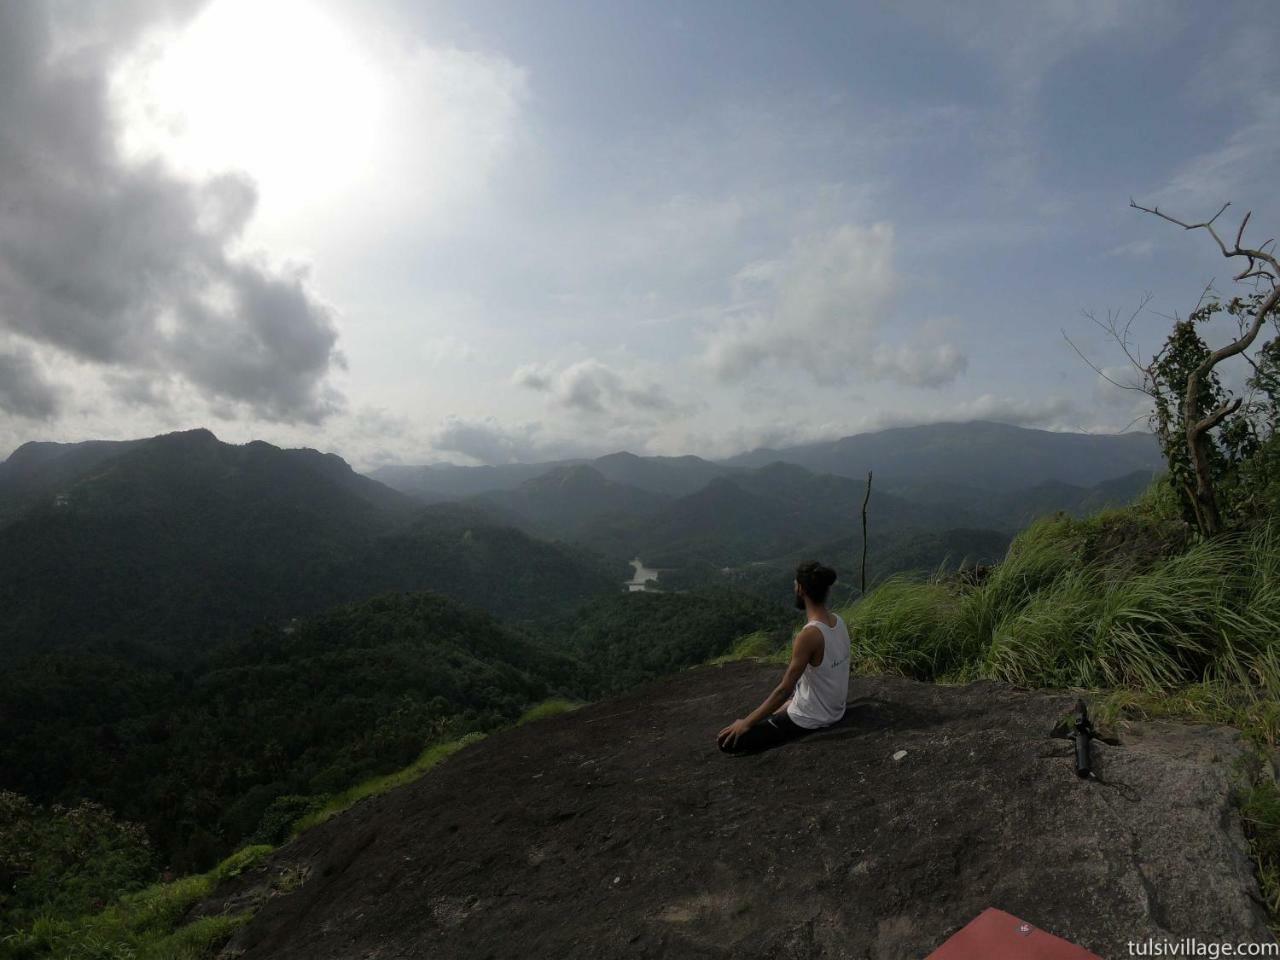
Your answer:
[718,718,752,748]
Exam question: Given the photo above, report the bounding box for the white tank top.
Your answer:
[786,613,851,729]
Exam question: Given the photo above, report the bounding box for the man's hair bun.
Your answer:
[796,561,838,603]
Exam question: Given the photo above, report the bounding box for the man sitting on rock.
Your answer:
[717,560,851,754]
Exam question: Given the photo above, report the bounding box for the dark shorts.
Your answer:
[718,710,813,755]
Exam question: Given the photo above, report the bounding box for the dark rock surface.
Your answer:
[215,662,1273,959]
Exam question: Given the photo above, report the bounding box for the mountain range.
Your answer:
[0,421,1163,666]
[371,420,1161,501]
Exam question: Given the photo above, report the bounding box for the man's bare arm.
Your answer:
[718,627,820,746]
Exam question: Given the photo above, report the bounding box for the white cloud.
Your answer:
[701,224,967,388]
[898,393,1076,429]
[112,0,528,255]
[428,415,577,465]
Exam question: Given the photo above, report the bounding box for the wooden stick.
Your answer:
[860,471,872,595]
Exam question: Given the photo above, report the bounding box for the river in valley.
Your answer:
[626,558,659,592]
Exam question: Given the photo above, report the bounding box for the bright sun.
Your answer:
[113,0,388,236]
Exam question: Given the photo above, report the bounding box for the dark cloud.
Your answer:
[0,2,343,423]
[0,346,60,418]
[104,369,171,407]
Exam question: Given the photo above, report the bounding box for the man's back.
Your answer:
[787,613,850,729]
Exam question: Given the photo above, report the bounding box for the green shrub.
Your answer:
[0,793,154,932]
[0,845,271,960]
[1242,778,1280,918]
[249,795,331,847]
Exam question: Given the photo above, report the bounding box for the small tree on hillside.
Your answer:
[1131,201,1280,535]
[1071,202,1280,536]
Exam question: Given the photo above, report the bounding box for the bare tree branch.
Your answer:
[1062,328,1149,393]
[1236,210,1252,249]
[1067,293,1158,395]
[1131,199,1280,276]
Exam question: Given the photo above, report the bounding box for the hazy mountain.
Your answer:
[474,464,669,540]
[619,461,1152,601]
[703,525,1016,607]
[0,430,620,664]
[719,421,1163,490]
[587,461,984,568]
[587,451,732,497]
[878,468,1159,530]
[372,450,730,502]
[369,459,585,503]
[341,504,627,620]
[993,469,1157,528]
[371,422,1161,507]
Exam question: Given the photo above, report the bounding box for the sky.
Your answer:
[1,0,1278,468]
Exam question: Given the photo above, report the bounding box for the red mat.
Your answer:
[926,908,1101,959]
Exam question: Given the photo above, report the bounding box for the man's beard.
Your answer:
[794,591,806,610]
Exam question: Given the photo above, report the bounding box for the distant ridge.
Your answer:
[371,450,731,502]
[475,464,669,540]
[717,420,1161,490]
[372,421,1162,501]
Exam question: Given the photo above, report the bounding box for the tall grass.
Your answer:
[841,510,1280,740]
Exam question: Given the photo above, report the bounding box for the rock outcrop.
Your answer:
[214,662,1273,958]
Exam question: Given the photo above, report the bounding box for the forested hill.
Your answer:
[0,436,148,525]
[0,429,622,665]
[0,587,788,874]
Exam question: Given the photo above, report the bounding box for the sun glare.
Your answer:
[113,0,387,236]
